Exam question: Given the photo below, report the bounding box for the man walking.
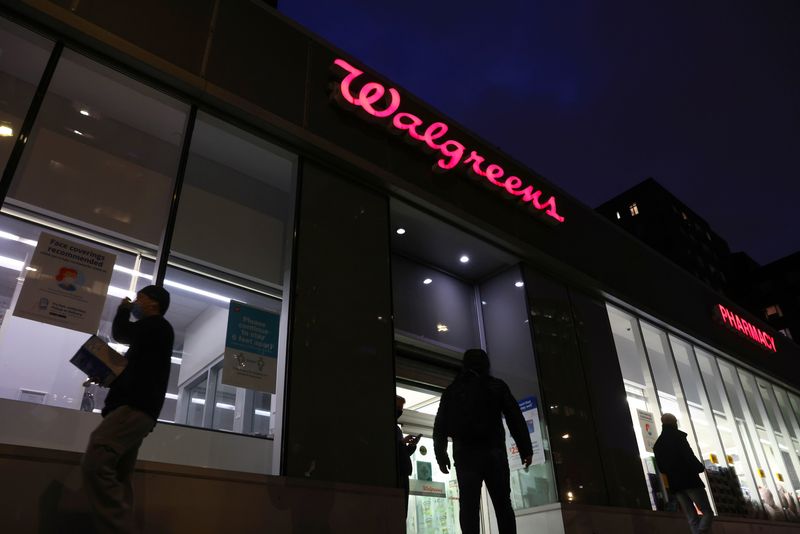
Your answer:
[433,349,532,534]
[82,285,174,534]
[653,413,714,534]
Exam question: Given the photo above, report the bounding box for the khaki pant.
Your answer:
[81,405,155,534]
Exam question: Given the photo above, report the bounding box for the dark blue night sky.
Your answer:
[281,1,799,265]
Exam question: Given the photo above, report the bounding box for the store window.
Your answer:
[606,303,800,522]
[0,19,54,170]
[8,48,188,246]
[765,305,783,319]
[0,214,156,410]
[165,112,296,437]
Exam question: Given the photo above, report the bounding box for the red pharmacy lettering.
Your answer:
[332,59,565,224]
[716,304,776,352]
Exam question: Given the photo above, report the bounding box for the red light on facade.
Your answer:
[331,59,565,224]
[715,304,777,353]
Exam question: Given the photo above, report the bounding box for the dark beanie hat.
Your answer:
[138,285,170,315]
[463,348,490,375]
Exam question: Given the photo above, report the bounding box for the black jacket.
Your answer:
[397,426,416,480]
[433,371,533,466]
[103,307,174,421]
[652,425,705,491]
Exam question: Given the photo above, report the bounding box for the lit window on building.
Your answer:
[765,305,783,319]
[629,203,639,216]
[681,211,688,220]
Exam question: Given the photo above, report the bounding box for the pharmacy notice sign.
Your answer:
[637,409,658,453]
[222,300,279,393]
[505,396,546,469]
[13,232,115,335]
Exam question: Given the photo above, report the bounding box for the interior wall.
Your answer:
[0,315,87,409]
[176,304,226,386]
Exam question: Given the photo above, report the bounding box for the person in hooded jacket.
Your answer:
[433,349,533,534]
[652,413,714,534]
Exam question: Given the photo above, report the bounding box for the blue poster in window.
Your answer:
[504,395,546,469]
[222,300,280,393]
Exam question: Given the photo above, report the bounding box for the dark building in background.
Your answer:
[729,252,800,342]
[596,178,731,293]
[598,179,799,343]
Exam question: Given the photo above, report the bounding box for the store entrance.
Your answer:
[397,382,461,534]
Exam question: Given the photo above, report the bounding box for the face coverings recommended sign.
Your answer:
[13,232,115,335]
[222,300,279,393]
[637,409,658,453]
[505,396,546,469]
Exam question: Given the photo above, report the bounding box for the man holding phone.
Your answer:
[396,395,421,516]
[433,349,532,534]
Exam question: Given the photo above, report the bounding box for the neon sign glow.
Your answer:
[716,303,776,353]
[331,59,565,224]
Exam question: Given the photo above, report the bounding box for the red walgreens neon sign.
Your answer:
[331,59,565,224]
[716,304,776,353]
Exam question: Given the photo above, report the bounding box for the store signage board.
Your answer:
[409,479,446,498]
[636,409,657,453]
[715,304,776,353]
[13,232,115,335]
[504,396,546,469]
[222,300,280,393]
[331,59,565,225]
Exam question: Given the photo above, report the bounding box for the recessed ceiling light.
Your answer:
[0,125,13,137]
[79,109,90,117]
[436,323,449,332]
[423,278,432,285]
[515,281,524,288]
[396,228,406,235]
[459,255,469,263]
[73,129,84,136]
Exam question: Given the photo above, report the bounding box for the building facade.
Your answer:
[1,2,799,533]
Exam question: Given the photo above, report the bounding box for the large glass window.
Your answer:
[0,19,54,170]
[607,302,800,523]
[8,49,188,246]
[165,112,296,438]
[0,38,296,449]
[0,214,155,410]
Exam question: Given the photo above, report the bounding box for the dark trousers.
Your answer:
[455,447,516,534]
[81,406,155,534]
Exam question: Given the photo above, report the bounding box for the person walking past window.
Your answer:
[653,413,714,534]
[81,285,174,534]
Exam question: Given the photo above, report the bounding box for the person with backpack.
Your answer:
[433,349,533,534]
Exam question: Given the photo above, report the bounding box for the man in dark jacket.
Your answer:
[82,285,174,534]
[433,349,533,534]
[653,413,714,534]
[396,395,421,516]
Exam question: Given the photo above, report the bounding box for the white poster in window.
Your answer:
[13,232,115,335]
[222,300,279,393]
[637,409,658,453]
[505,396,546,469]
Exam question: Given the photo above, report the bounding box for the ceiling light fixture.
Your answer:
[73,129,84,136]
[0,125,13,137]
[396,228,406,235]
[423,278,432,285]
[515,281,524,288]
[79,109,90,116]
[459,255,469,263]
